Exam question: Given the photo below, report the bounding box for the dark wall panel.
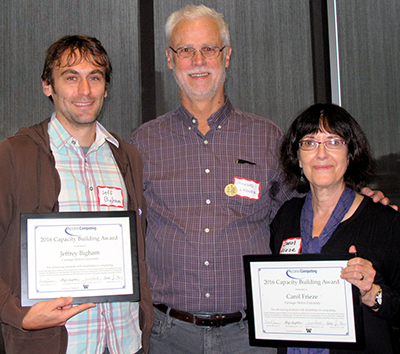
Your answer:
[0,0,141,142]
[337,0,400,158]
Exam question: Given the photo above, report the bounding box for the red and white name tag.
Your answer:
[279,237,302,254]
[97,186,124,208]
[233,176,260,200]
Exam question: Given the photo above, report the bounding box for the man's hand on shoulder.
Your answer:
[22,297,95,330]
[361,187,398,211]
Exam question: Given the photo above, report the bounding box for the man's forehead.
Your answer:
[171,17,222,44]
[56,50,105,71]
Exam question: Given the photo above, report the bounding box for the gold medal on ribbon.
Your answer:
[224,183,238,197]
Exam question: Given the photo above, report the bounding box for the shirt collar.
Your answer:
[48,112,119,151]
[177,96,234,130]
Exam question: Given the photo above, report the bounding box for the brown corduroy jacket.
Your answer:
[0,118,153,353]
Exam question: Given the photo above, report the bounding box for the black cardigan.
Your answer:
[270,196,400,354]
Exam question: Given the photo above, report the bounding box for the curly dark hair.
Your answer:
[280,103,374,193]
[41,35,112,90]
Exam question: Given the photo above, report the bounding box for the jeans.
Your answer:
[150,307,276,354]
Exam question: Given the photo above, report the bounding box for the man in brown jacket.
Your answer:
[0,35,153,353]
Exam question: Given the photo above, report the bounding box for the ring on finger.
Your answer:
[360,273,365,281]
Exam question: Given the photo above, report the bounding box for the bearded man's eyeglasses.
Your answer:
[169,45,226,59]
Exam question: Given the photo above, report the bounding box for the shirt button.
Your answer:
[71,140,76,145]
[204,261,210,266]
[192,119,196,124]
[204,228,210,233]
[89,186,94,191]
[206,199,211,204]
[205,169,210,174]
[188,126,192,130]
[203,140,208,145]
[205,293,210,298]
[218,125,222,129]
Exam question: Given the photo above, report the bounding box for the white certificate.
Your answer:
[20,211,139,306]
[243,254,364,349]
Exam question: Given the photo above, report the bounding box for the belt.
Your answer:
[154,304,247,327]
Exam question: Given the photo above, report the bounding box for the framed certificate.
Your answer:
[20,211,140,306]
[243,254,364,349]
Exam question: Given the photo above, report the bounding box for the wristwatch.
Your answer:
[371,288,382,310]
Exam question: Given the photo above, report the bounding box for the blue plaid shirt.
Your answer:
[49,114,141,354]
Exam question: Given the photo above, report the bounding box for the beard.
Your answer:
[171,62,227,99]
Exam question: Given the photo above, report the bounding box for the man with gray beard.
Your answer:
[130,5,289,353]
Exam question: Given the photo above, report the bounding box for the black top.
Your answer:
[271,196,400,354]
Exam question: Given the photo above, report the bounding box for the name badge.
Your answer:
[233,176,260,200]
[97,186,124,208]
[280,237,302,254]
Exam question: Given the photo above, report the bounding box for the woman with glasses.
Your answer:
[270,103,400,353]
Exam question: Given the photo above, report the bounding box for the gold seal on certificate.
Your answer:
[243,254,364,350]
[20,211,140,306]
[224,183,238,197]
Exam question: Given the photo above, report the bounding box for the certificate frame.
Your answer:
[243,253,364,349]
[20,211,140,306]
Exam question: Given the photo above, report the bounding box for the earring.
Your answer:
[300,169,305,182]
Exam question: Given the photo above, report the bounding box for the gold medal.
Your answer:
[224,184,238,197]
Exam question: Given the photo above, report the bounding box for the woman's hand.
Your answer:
[340,245,380,308]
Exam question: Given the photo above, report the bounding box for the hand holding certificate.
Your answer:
[22,296,96,330]
[21,211,139,306]
[243,254,364,349]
